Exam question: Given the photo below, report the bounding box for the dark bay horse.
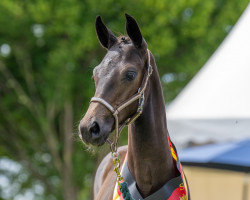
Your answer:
[79,14,190,200]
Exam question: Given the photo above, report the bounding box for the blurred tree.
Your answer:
[0,0,249,199]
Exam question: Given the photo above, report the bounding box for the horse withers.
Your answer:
[78,14,190,200]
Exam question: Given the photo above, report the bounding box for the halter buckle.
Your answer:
[148,64,153,76]
[137,93,145,113]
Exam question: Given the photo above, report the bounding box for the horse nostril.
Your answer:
[89,122,100,135]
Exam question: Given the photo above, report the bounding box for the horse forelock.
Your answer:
[117,36,131,45]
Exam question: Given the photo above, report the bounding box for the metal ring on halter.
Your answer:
[90,49,153,152]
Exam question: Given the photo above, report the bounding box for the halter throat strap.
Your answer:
[90,49,153,151]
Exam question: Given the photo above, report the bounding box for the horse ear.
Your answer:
[125,13,146,49]
[95,16,117,49]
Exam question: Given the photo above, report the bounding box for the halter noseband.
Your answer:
[90,49,153,152]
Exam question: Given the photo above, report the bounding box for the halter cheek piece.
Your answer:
[90,49,153,152]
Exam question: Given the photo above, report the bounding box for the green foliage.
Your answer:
[0,0,249,199]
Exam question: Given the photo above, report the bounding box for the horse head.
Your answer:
[78,14,150,146]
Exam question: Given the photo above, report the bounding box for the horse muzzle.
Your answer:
[78,104,114,146]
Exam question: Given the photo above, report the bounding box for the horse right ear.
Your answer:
[95,16,117,49]
[125,13,147,50]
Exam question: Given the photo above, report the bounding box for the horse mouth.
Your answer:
[78,129,111,147]
[92,133,110,146]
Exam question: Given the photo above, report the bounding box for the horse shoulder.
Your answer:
[94,145,128,200]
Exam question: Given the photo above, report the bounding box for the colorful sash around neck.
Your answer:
[112,137,189,200]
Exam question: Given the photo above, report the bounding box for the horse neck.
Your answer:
[127,54,175,198]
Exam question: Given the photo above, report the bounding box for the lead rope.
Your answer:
[111,147,135,200]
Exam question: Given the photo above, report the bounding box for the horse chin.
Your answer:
[92,136,108,146]
[80,132,110,147]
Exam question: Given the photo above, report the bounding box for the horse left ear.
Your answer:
[95,16,117,49]
[125,13,147,49]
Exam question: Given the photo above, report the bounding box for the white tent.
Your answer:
[167,4,250,149]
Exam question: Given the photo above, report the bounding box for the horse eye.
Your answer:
[126,71,137,81]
